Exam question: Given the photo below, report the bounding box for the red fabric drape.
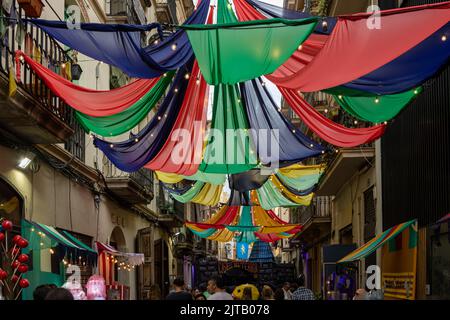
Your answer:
[145,7,214,175]
[16,51,160,116]
[267,2,450,91]
[185,206,239,229]
[233,0,328,81]
[255,209,302,242]
[280,88,386,147]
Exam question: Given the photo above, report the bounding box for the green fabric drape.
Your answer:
[185,171,226,185]
[75,72,174,136]
[182,16,318,84]
[198,0,256,175]
[233,206,259,243]
[276,173,322,191]
[256,180,299,210]
[199,84,258,174]
[170,181,205,203]
[332,87,422,123]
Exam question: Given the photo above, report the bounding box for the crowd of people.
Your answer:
[166,274,317,301]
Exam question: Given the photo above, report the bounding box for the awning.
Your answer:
[95,242,144,267]
[21,219,98,266]
[338,219,417,263]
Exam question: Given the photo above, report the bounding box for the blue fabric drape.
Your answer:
[247,0,336,34]
[94,59,194,172]
[29,0,211,78]
[241,78,325,164]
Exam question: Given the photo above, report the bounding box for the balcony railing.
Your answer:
[297,196,332,225]
[0,2,74,142]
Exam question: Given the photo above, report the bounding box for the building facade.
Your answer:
[0,0,203,300]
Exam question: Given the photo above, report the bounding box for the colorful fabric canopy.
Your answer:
[242,78,325,163]
[268,2,450,91]
[277,164,325,191]
[94,60,194,172]
[199,84,258,174]
[145,61,209,175]
[16,51,162,117]
[333,87,422,123]
[338,220,417,263]
[182,17,318,84]
[248,241,275,263]
[186,205,301,243]
[29,0,212,78]
[168,181,223,206]
[280,88,387,147]
[254,180,314,210]
[240,0,450,95]
[76,72,175,136]
[156,171,226,185]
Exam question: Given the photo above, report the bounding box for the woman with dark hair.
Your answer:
[45,288,74,300]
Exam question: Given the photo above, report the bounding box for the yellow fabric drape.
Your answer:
[278,163,325,178]
[252,206,300,234]
[9,67,17,97]
[271,175,314,205]
[192,183,223,206]
[207,211,240,242]
[155,171,184,184]
[185,205,229,232]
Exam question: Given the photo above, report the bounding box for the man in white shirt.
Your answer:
[207,277,233,300]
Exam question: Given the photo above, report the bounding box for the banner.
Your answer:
[236,242,249,260]
[381,221,418,300]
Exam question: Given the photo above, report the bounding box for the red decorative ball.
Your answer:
[11,260,20,269]
[12,235,22,244]
[0,269,7,280]
[0,232,5,242]
[1,220,13,231]
[18,254,29,263]
[19,279,30,288]
[18,264,28,273]
[17,238,29,248]
[11,275,19,283]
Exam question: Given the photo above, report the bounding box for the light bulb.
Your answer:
[185,73,190,80]
[298,45,302,50]
[135,138,139,143]
[174,88,179,93]
[171,44,177,51]
[110,144,114,148]
[154,40,159,45]
[354,120,358,125]
[374,97,380,103]
[442,35,447,42]
[324,109,328,113]
[196,78,200,85]
[414,89,419,94]
[292,129,296,133]
[158,116,161,120]
[310,144,314,147]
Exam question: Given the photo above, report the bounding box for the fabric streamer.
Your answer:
[277,164,324,191]
[229,169,270,192]
[181,17,318,84]
[241,78,325,163]
[156,171,226,186]
[268,2,450,91]
[280,88,387,147]
[29,0,212,78]
[94,60,194,172]
[76,72,175,136]
[16,51,162,117]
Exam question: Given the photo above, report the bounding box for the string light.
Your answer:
[384,121,388,125]
[321,150,325,154]
[292,129,296,133]
[324,109,328,113]
[158,116,161,120]
[184,73,190,80]
[196,77,201,85]
[174,88,179,93]
[154,40,159,45]
[414,89,419,94]
[135,138,139,143]
[442,35,447,42]
[163,73,167,77]
[61,63,66,68]
[338,95,343,99]
[50,248,54,254]
[110,144,114,148]
[298,45,302,50]
[171,43,177,51]
[310,144,314,147]
[354,120,358,125]
[374,97,380,103]
[322,20,328,29]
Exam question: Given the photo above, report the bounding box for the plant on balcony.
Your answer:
[17,0,44,18]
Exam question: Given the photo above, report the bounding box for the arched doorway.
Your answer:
[109,226,129,286]
[0,177,23,227]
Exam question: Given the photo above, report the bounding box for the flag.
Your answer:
[236,242,249,260]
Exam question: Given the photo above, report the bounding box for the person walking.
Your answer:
[166,277,193,301]
[207,277,233,300]
[292,275,315,300]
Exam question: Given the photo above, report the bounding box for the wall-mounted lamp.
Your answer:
[18,152,35,169]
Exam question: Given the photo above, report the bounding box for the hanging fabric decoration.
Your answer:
[170,181,205,203]
[241,78,325,163]
[76,72,175,136]
[168,180,223,206]
[199,84,258,174]
[266,2,450,92]
[237,0,450,95]
[280,88,386,147]
[277,163,325,191]
[145,7,215,175]
[181,17,318,84]
[156,171,226,186]
[332,87,422,123]
[229,169,270,192]
[233,207,260,244]
[187,206,240,240]
[16,51,162,117]
[94,60,194,172]
[28,0,212,78]
[255,179,314,210]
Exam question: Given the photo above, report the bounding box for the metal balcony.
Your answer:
[103,160,155,204]
[0,4,74,144]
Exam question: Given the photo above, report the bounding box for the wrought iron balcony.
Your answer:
[103,158,155,204]
[0,3,74,144]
